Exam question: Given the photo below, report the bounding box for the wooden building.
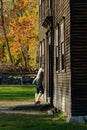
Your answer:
[39,0,87,121]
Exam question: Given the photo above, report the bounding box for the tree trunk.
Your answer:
[0,0,13,64]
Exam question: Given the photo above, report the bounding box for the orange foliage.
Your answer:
[0,0,39,68]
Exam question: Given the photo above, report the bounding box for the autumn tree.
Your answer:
[0,0,39,70]
[0,0,13,64]
[8,0,39,69]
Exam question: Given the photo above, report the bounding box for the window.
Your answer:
[60,22,64,43]
[60,21,65,71]
[55,26,58,45]
[56,46,59,71]
[39,0,41,5]
[55,25,59,71]
[42,0,45,19]
[40,40,45,66]
[61,42,64,70]
[42,40,45,64]
[40,42,42,57]
[48,35,51,45]
[48,0,51,9]
[40,42,42,65]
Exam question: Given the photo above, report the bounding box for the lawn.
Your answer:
[0,85,35,101]
[0,85,36,106]
[0,112,87,130]
[0,85,87,130]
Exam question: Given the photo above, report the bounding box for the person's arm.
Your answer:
[32,77,37,85]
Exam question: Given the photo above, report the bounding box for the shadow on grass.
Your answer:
[0,112,87,130]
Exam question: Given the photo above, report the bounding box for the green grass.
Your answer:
[0,85,87,129]
[0,85,35,101]
[0,113,87,130]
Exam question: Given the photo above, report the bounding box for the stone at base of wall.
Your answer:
[67,116,87,124]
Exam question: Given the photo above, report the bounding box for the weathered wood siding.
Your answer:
[39,0,87,117]
[39,1,53,102]
[39,4,47,101]
[53,0,71,116]
[71,0,87,116]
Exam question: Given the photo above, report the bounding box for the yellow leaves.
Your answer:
[1,0,39,67]
[18,15,25,23]
[10,42,19,54]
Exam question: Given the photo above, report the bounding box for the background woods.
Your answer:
[0,0,39,73]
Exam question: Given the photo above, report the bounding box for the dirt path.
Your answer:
[0,101,33,107]
[0,101,50,115]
